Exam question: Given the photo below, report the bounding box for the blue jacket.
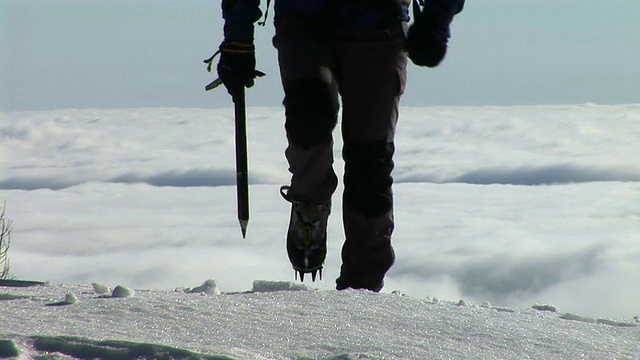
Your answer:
[222,0,262,42]
[221,0,463,42]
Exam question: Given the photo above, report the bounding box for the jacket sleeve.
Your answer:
[222,0,263,42]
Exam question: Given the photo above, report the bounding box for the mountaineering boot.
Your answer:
[335,201,395,293]
[280,185,331,282]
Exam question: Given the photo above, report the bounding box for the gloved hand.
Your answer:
[218,41,263,99]
[406,0,464,68]
[204,40,264,100]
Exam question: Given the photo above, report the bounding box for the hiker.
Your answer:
[213,0,464,291]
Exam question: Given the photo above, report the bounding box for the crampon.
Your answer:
[280,185,330,282]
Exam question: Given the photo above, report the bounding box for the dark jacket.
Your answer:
[221,0,463,42]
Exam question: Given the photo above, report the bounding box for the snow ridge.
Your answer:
[1,281,638,360]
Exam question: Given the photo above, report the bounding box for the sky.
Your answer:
[1,0,639,112]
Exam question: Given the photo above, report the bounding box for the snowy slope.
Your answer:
[0,282,638,359]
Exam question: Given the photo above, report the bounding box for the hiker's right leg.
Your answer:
[332,1,408,291]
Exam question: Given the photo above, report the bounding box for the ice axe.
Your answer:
[205,75,262,238]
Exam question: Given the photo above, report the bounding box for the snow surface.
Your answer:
[0,105,639,358]
[0,282,638,359]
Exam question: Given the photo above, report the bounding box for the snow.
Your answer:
[110,285,135,299]
[0,105,639,358]
[0,282,638,359]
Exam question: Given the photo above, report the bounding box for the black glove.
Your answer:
[204,41,264,100]
[406,0,464,68]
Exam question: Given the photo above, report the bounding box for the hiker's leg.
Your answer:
[273,16,339,204]
[334,10,408,291]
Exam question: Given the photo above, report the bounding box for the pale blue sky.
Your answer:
[1,0,639,111]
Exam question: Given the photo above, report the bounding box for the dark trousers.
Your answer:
[273,1,408,290]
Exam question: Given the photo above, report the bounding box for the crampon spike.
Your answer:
[294,268,323,282]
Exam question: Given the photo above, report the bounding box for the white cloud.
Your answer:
[1,105,639,319]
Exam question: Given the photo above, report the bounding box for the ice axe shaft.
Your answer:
[204,72,262,238]
[204,78,249,237]
[234,89,250,238]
